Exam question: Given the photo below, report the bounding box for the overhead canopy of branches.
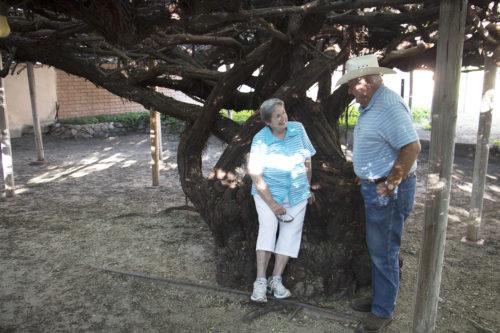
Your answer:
[1,0,498,139]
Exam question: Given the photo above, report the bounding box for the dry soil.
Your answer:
[0,132,498,332]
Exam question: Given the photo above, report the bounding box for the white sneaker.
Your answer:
[250,278,267,303]
[267,276,292,299]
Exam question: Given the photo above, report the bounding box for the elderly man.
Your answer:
[337,54,421,333]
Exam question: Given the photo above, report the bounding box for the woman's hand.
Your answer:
[270,202,286,216]
[308,192,315,205]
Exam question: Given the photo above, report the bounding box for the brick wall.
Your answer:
[56,70,146,119]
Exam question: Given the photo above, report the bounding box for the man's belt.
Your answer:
[361,171,416,184]
[362,176,387,184]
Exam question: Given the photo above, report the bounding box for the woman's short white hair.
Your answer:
[259,98,284,123]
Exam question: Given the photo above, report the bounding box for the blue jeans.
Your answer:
[360,175,416,318]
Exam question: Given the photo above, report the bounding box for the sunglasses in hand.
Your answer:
[276,211,294,223]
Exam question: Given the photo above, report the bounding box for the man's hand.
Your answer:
[376,182,394,196]
[354,177,361,185]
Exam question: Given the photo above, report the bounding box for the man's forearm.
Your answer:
[387,140,421,186]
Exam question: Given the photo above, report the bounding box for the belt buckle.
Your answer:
[361,176,386,184]
[405,171,416,179]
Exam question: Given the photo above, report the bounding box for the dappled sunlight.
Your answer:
[455,180,498,202]
[134,138,149,146]
[448,213,463,223]
[80,156,101,165]
[28,165,87,184]
[483,193,496,202]
[457,183,472,193]
[488,185,500,194]
[484,184,498,202]
[210,168,225,180]
[120,160,138,168]
[67,153,127,178]
[207,168,239,188]
[26,152,139,184]
[447,205,469,224]
[163,162,178,171]
[486,174,498,182]
[12,186,32,195]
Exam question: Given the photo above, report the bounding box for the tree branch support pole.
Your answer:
[150,110,161,186]
[0,54,15,197]
[156,113,162,161]
[412,1,467,332]
[462,47,498,245]
[409,70,414,110]
[27,62,46,163]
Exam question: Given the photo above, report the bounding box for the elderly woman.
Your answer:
[247,98,316,303]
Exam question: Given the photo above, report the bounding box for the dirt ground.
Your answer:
[1,132,499,333]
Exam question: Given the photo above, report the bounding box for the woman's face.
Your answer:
[266,105,288,132]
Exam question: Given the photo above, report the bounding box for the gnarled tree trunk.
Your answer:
[175,34,370,294]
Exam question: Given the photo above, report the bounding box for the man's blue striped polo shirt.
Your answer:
[353,84,419,180]
[248,121,316,206]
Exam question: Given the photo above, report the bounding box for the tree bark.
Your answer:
[176,34,369,292]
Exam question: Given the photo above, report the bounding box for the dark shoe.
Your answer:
[351,296,372,312]
[355,313,393,333]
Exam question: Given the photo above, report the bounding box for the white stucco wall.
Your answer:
[4,65,57,138]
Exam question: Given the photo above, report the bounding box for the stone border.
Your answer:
[48,122,500,157]
[47,121,182,139]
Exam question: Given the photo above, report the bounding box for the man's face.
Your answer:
[347,75,378,107]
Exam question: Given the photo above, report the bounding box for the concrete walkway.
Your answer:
[414,91,500,146]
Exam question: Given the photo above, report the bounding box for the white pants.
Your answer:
[254,195,308,258]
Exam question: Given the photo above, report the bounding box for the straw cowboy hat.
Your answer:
[336,54,396,86]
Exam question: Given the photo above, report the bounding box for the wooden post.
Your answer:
[156,112,162,161]
[0,54,15,197]
[463,47,497,244]
[409,70,414,110]
[150,110,161,186]
[412,1,468,332]
[342,65,349,146]
[27,62,46,163]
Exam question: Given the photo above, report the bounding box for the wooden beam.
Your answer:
[27,62,46,163]
[0,54,15,197]
[464,47,498,244]
[150,110,161,186]
[412,1,468,332]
